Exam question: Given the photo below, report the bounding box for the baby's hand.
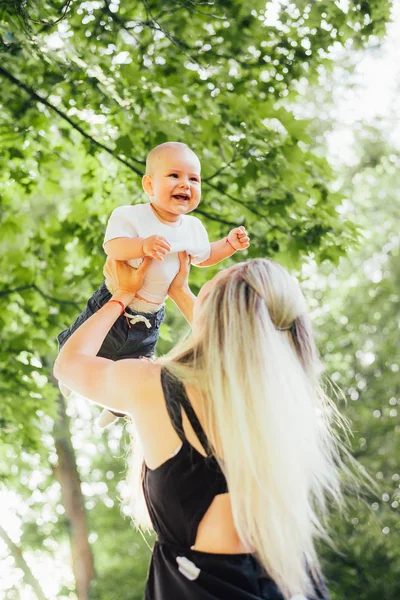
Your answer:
[227,226,250,251]
[143,235,171,261]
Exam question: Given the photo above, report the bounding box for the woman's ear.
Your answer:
[142,174,154,197]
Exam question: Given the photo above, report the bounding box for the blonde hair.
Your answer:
[123,258,377,599]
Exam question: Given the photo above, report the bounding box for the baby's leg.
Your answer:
[57,281,117,355]
[97,302,166,428]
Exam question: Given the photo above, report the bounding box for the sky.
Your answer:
[1,1,400,598]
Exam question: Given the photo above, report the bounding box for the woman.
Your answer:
[54,252,349,600]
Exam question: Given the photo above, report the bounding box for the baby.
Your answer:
[56,142,249,426]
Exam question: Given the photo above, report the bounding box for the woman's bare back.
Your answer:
[131,363,250,555]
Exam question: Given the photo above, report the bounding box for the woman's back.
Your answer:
[140,364,251,555]
[138,366,328,600]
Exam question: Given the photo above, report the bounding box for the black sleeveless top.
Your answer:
[141,367,330,600]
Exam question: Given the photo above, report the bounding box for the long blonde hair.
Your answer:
[123,258,376,599]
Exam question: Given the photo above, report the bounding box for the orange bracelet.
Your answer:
[226,237,237,251]
[108,299,125,316]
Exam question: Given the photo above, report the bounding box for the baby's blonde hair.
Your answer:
[124,258,376,599]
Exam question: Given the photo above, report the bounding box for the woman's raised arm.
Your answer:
[168,251,196,326]
[53,256,156,413]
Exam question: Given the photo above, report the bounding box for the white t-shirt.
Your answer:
[103,203,211,303]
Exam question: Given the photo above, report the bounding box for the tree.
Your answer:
[303,127,400,599]
[0,1,394,598]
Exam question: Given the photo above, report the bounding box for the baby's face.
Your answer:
[144,148,201,216]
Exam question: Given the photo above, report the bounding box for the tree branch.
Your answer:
[0,524,49,600]
[204,180,288,232]
[141,0,199,65]
[18,0,73,27]
[0,285,34,298]
[171,0,227,20]
[0,67,145,176]
[194,207,243,228]
[103,0,243,70]
[102,0,143,47]
[203,150,240,182]
[0,284,81,308]
[31,284,82,308]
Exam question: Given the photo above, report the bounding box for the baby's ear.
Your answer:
[142,174,153,196]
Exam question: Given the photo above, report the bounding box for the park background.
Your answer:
[0,0,399,598]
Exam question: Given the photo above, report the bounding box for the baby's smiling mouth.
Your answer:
[173,194,190,201]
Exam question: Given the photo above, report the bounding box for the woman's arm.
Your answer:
[53,257,155,413]
[169,286,196,326]
[167,252,195,325]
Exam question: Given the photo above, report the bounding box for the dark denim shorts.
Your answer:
[57,281,165,361]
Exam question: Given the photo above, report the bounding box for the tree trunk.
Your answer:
[51,385,95,600]
[0,524,49,600]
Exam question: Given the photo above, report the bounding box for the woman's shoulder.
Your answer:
[137,357,162,382]
[112,359,162,415]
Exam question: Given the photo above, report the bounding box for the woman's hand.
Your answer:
[168,251,191,298]
[103,256,153,299]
